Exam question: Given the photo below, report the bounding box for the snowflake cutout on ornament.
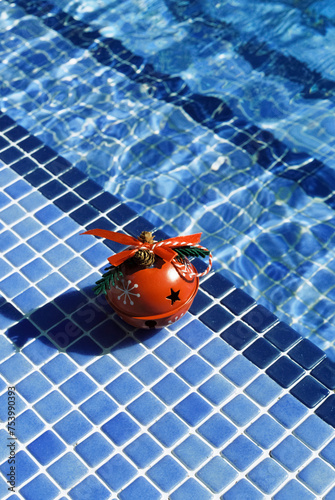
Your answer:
[116,279,140,305]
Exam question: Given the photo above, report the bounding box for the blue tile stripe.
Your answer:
[1,111,335,431]
[7,0,335,209]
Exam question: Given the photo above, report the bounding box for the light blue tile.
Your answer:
[199,337,235,366]
[273,479,316,500]
[198,413,237,448]
[220,354,259,386]
[41,354,77,384]
[321,438,335,468]
[47,452,88,489]
[169,478,212,500]
[246,414,285,449]
[173,435,211,470]
[80,391,118,425]
[271,435,313,472]
[101,412,140,446]
[146,456,187,492]
[97,454,136,491]
[12,287,47,313]
[14,409,45,443]
[0,353,32,383]
[69,475,110,500]
[149,413,188,447]
[152,373,189,405]
[124,433,163,468]
[0,272,30,298]
[34,390,72,424]
[36,272,69,297]
[199,373,235,405]
[174,392,212,426]
[294,414,334,450]
[222,435,263,471]
[127,392,165,425]
[19,473,60,500]
[0,450,39,487]
[248,458,288,494]
[298,458,335,495]
[53,411,93,445]
[106,372,143,404]
[154,337,191,366]
[75,432,114,467]
[118,477,161,500]
[222,394,260,426]
[196,456,238,493]
[21,258,52,282]
[223,479,265,500]
[245,373,283,406]
[16,371,52,403]
[269,394,308,428]
[130,354,166,385]
[27,431,66,465]
[86,355,121,384]
[176,355,213,386]
[60,372,97,405]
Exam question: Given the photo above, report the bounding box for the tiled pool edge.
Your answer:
[0,111,335,498]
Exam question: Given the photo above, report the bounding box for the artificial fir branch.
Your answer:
[94,265,123,295]
[174,246,210,259]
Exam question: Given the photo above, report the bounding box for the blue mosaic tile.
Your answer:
[199,337,235,367]
[14,409,45,443]
[130,354,166,385]
[221,288,256,315]
[21,258,52,282]
[110,337,146,366]
[174,392,212,426]
[321,438,335,468]
[294,414,334,450]
[30,303,65,330]
[244,337,281,368]
[245,374,283,407]
[32,145,56,164]
[290,375,329,408]
[20,474,60,500]
[312,359,335,390]
[266,356,304,388]
[221,321,257,350]
[200,304,234,332]
[271,435,313,472]
[0,353,32,383]
[118,476,161,500]
[201,274,234,298]
[149,412,188,447]
[246,414,285,449]
[248,457,288,495]
[147,455,187,492]
[198,413,237,448]
[97,453,136,491]
[16,371,52,403]
[41,354,77,384]
[124,433,163,468]
[34,390,72,423]
[105,372,142,404]
[0,272,30,298]
[273,479,316,500]
[90,191,119,212]
[53,410,93,445]
[269,393,309,428]
[220,354,259,387]
[289,338,326,369]
[199,373,236,406]
[243,305,278,333]
[176,355,213,386]
[80,391,118,425]
[47,452,88,489]
[0,450,39,487]
[224,478,264,499]
[222,394,260,426]
[316,395,335,427]
[12,217,42,239]
[0,230,19,252]
[102,412,140,446]
[27,430,66,465]
[173,434,211,470]
[127,392,165,425]
[222,435,263,471]
[154,337,191,366]
[5,179,32,199]
[264,322,301,351]
[297,458,335,496]
[85,355,121,384]
[196,456,238,493]
[76,432,114,467]
[189,289,213,314]
[152,373,189,405]
[69,475,110,500]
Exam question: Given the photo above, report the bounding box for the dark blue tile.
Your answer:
[27,431,66,465]
[102,412,140,445]
[222,435,262,471]
[5,125,27,141]
[53,411,92,445]
[39,179,67,200]
[221,288,256,315]
[18,135,43,153]
[264,322,301,350]
[0,146,23,164]
[47,452,88,489]
[152,373,189,405]
[30,303,65,330]
[107,204,137,225]
[149,413,188,447]
[124,433,162,468]
[243,338,280,368]
[70,204,100,225]
[69,476,110,500]
[97,453,136,491]
[243,305,277,333]
[6,318,40,348]
[45,156,71,175]
[80,392,118,425]
[66,336,103,365]
[176,355,213,386]
[76,432,114,467]
[315,395,335,427]
[90,192,119,212]
[25,168,52,187]
[311,358,335,390]
[220,321,257,350]
[118,477,161,500]
[200,304,234,332]
[71,302,107,331]
[173,434,211,470]
[289,338,325,369]
[198,413,237,448]
[147,456,187,492]
[266,356,304,388]
[174,393,212,426]
[60,168,87,187]
[0,136,9,150]
[127,392,165,425]
[54,192,82,211]
[123,216,155,237]
[31,146,56,164]
[189,289,213,314]
[290,375,329,408]
[20,474,60,500]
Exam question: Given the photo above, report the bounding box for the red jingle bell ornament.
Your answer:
[81,229,212,329]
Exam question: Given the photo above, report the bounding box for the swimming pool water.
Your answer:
[1,0,335,359]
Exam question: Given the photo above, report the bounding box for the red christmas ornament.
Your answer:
[81,229,212,329]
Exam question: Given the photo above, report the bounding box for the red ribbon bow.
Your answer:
[81,229,203,267]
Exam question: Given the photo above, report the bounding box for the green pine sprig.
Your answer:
[174,246,210,260]
[94,265,123,295]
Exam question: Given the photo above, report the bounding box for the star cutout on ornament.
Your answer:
[166,288,181,305]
